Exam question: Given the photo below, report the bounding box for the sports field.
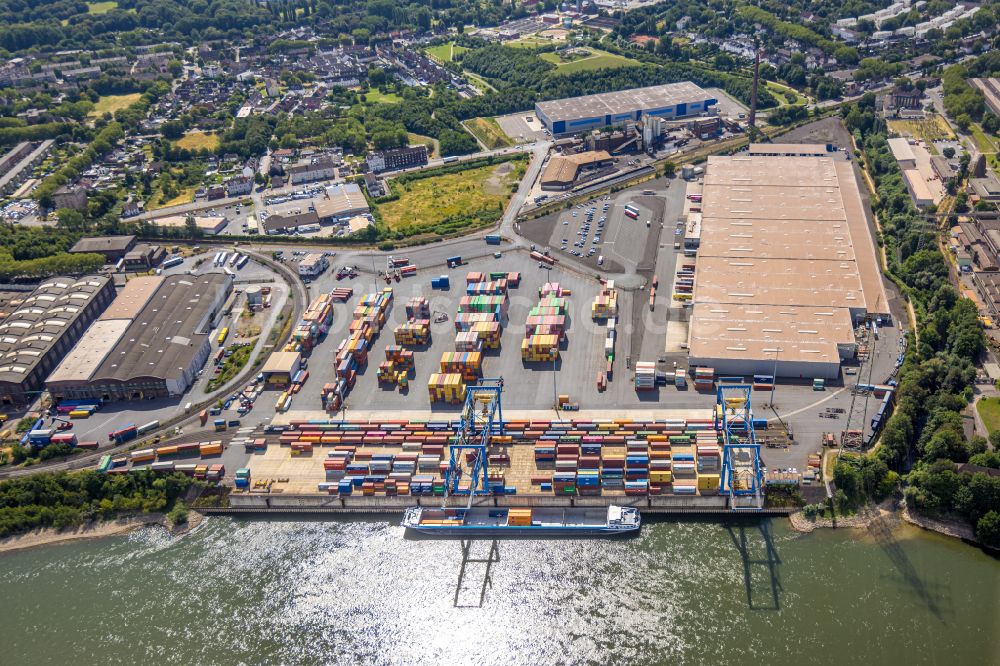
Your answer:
[425,42,468,63]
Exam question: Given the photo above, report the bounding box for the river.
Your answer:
[1,515,997,665]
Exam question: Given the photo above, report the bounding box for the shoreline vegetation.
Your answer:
[790,498,983,546]
[0,510,203,555]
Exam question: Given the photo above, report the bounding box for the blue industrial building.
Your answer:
[535,82,717,136]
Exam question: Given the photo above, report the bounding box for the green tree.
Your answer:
[976,510,1000,548]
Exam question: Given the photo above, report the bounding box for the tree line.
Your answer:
[838,94,1000,548]
[0,469,197,538]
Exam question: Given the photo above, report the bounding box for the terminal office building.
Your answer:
[46,272,233,402]
[535,82,717,137]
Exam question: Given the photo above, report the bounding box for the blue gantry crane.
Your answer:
[716,384,764,510]
[445,378,504,505]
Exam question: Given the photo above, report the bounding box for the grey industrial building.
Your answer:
[535,82,717,136]
[46,272,233,402]
[686,148,888,380]
[0,275,115,406]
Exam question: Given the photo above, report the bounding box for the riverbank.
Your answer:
[788,498,898,533]
[790,498,985,547]
[900,501,977,542]
[0,510,204,555]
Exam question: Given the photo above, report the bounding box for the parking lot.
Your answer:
[494,111,549,143]
[521,176,686,276]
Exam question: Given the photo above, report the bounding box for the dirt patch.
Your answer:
[789,497,897,533]
[236,306,267,338]
[484,162,514,195]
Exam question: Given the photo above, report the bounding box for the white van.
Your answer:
[597,255,604,266]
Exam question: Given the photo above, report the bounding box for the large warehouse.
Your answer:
[687,148,888,379]
[0,275,115,406]
[46,272,233,402]
[535,82,717,136]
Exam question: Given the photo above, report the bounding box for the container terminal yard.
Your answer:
[1,141,910,518]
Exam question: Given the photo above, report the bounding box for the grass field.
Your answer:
[506,37,553,49]
[363,89,403,105]
[764,81,807,107]
[425,42,468,63]
[377,160,526,235]
[148,185,198,210]
[977,397,1000,434]
[888,115,956,144]
[87,1,118,13]
[539,48,638,75]
[969,122,998,154]
[407,132,439,159]
[89,93,142,118]
[464,71,496,93]
[175,130,220,152]
[463,117,514,149]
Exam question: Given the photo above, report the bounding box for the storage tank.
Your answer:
[246,286,263,307]
[681,164,695,180]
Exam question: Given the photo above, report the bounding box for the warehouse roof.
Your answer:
[99,276,163,321]
[69,235,136,255]
[693,256,865,309]
[313,183,369,220]
[262,350,300,374]
[698,154,888,315]
[535,82,713,121]
[541,150,613,186]
[746,143,830,157]
[695,219,856,261]
[89,273,231,383]
[687,303,855,366]
[46,318,130,384]
[0,275,111,384]
[887,137,916,163]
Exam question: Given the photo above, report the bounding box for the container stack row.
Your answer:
[693,367,714,392]
[634,361,656,391]
[394,319,430,346]
[378,345,414,390]
[673,262,695,302]
[323,288,393,412]
[55,399,102,419]
[591,280,618,320]
[522,284,567,362]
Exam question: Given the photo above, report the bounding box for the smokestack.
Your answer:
[749,48,760,128]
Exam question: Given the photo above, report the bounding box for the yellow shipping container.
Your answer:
[697,474,720,490]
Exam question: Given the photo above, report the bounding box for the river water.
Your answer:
[1,515,997,665]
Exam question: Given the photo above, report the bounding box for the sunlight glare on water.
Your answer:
[0,515,998,666]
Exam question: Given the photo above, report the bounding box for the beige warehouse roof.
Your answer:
[687,303,855,365]
[99,276,163,321]
[262,350,301,374]
[46,318,130,383]
[747,143,830,156]
[690,152,889,374]
[696,220,856,261]
[693,256,865,309]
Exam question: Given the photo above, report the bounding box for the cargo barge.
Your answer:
[401,505,640,537]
